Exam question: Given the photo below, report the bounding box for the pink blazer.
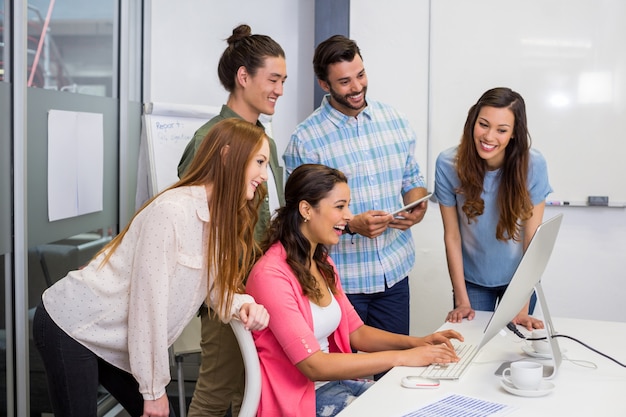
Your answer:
[246,243,364,417]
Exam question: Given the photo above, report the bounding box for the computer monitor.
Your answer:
[480,213,564,378]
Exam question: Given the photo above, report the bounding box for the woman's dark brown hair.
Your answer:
[263,164,348,302]
[456,87,533,242]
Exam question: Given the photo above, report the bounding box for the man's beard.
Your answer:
[329,85,368,113]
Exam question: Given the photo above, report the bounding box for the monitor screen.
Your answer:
[480,214,564,378]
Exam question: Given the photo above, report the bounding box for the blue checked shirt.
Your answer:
[283,95,426,294]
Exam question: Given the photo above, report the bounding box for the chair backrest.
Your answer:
[229,319,261,417]
[170,315,261,417]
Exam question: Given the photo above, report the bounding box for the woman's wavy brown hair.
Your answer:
[456,87,533,242]
[98,118,267,320]
[261,164,348,302]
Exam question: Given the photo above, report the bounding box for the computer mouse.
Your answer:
[401,376,441,389]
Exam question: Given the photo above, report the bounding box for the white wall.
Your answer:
[350,0,626,335]
[145,0,626,337]
[350,1,431,179]
[144,0,315,153]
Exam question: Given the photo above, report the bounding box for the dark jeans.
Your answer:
[346,276,410,336]
[32,301,175,417]
[464,281,537,313]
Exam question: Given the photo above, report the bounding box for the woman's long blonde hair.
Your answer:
[98,118,267,319]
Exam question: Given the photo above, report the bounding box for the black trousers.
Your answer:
[32,301,176,417]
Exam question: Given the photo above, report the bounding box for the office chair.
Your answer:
[170,314,261,417]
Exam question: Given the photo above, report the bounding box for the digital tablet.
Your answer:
[390,193,433,216]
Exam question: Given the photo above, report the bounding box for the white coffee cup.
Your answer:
[531,329,551,354]
[502,361,543,390]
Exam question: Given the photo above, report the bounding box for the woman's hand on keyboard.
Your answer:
[422,330,464,350]
[402,343,460,367]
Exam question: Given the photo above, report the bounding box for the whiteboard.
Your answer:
[135,102,274,208]
[135,102,220,207]
[428,0,626,206]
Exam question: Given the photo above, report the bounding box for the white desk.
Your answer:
[337,312,626,417]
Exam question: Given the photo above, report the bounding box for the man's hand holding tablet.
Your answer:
[390,193,433,217]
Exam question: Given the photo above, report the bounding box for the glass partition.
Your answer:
[0,74,11,417]
[25,1,120,414]
[2,0,143,414]
[0,61,10,254]
[0,0,8,84]
[26,84,120,416]
[26,0,116,96]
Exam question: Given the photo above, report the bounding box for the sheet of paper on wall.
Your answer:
[47,109,104,222]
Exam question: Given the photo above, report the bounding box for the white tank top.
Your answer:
[310,291,342,389]
[310,291,341,354]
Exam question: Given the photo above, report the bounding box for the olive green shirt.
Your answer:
[177,105,285,242]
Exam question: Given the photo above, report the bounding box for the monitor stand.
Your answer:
[535,281,562,379]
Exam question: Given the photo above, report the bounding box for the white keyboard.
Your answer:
[420,343,478,380]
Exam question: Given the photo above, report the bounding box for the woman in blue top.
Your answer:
[435,87,552,330]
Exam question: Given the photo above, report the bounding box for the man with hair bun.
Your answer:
[178,24,287,417]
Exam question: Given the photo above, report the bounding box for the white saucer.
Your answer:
[500,379,555,397]
[521,344,566,359]
[522,345,552,359]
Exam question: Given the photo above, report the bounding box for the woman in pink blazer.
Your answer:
[246,164,463,417]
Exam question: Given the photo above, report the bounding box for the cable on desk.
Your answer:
[562,357,597,369]
[506,322,525,338]
[506,322,626,368]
